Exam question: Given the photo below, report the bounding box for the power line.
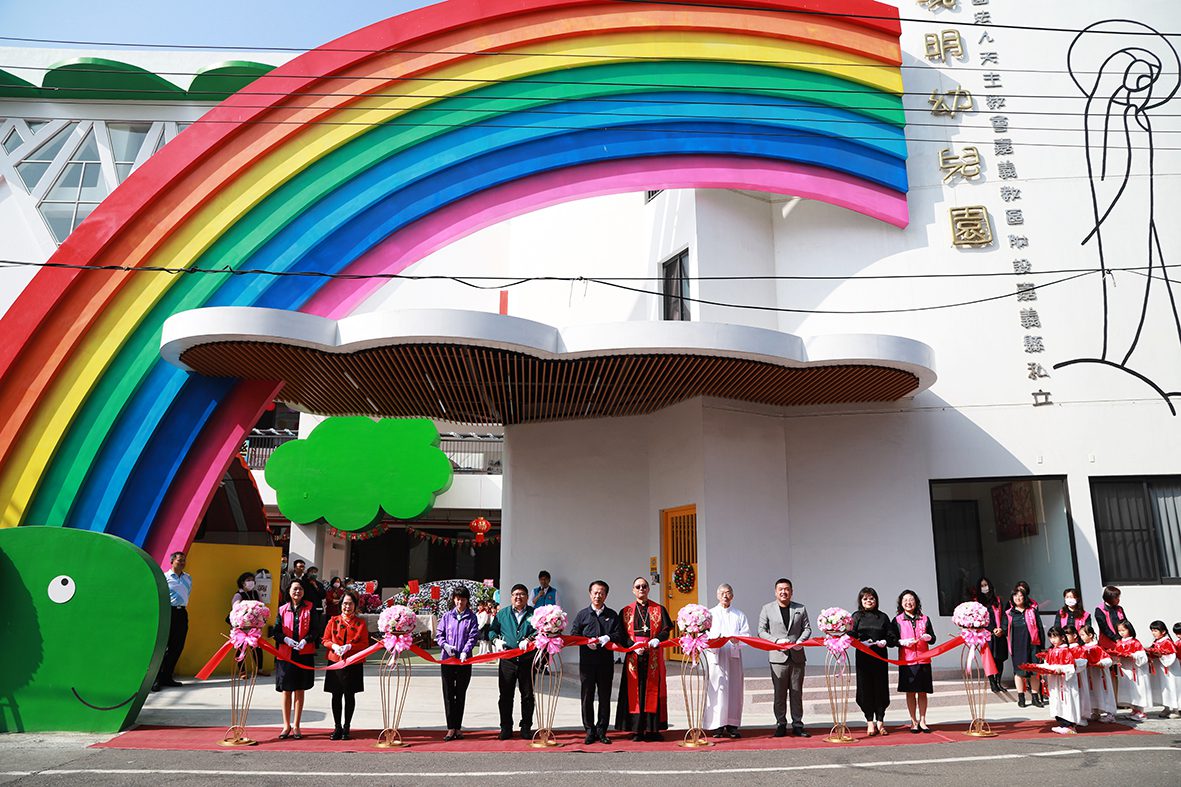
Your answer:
[0,257,1113,315]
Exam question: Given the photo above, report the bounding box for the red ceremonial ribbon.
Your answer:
[202,631,982,679]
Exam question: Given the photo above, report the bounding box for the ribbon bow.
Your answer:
[680,632,709,656]
[383,632,413,654]
[535,632,564,655]
[229,627,261,660]
[824,633,853,659]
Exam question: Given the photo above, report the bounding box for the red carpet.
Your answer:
[92,721,1152,753]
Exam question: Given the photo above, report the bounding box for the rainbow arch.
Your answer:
[0,0,908,560]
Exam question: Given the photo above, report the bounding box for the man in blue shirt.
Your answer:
[154,551,193,691]
[531,570,559,608]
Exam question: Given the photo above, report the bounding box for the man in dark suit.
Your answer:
[757,577,813,737]
[569,579,623,744]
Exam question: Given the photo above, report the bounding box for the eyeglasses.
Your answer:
[634,584,649,590]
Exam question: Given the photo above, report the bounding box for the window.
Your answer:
[1091,476,1181,584]
[15,122,76,191]
[662,250,690,321]
[930,478,1077,616]
[38,128,106,243]
[108,122,151,182]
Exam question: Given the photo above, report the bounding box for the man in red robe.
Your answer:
[614,576,672,741]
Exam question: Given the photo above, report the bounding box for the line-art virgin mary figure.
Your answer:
[1055,19,1181,414]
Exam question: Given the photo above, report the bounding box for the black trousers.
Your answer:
[440,663,473,730]
[498,652,536,731]
[157,607,188,681]
[580,659,613,733]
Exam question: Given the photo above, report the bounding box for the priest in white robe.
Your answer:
[704,583,750,737]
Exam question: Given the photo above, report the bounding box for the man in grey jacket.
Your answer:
[757,578,812,737]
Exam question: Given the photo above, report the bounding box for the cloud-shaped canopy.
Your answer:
[264,417,453,531]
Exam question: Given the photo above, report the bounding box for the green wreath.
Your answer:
[673,562,695,594]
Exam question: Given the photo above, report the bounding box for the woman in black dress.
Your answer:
[974,576,1008,692]
[895,589,936,733]
[273,579,317,739]
[850,586,897,736]
[1006,587,1045,708]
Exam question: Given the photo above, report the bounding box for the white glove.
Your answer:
[441,644,454,656]
[331,644,343,656]
[459,651,469,662]
[296,639,306,651]
[284,637,298,648]
[1133,651,1148,667]
[775,638,790,645]
[493,638,506,652]
[875,640,887,648]
[587,640,599,649]
[921,634,933,643]
[899,638,916,647]
[1099,657,1113,667]
[340,643,351,655]
[598,635,610,646]
[648,639,661,649]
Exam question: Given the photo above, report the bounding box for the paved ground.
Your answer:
[2,662,1178,784]
[0,733,1177,785]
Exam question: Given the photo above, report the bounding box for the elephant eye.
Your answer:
[48,575,76,604]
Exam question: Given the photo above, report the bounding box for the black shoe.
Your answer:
[645,732,664,742]
[631,732,644,742]
[331,728,343,741]
[792,726,811,738]
[443,730,458,742]
[711,728,728,738]
[501,729,514,741]
[773,724,788,738]
[342,727,351,740]
[520,727,533,740]
[1017,693,1027,708]
[728,727,741,739]
[162,679,183,688]
[584,732,597,744]
[151,682,160,692]
[599,733,612,744]
[1033,694,1046,708]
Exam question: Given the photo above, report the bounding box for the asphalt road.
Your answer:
[1,734,1178,786]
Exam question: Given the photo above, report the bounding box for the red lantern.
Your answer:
[469,516,492,544]
[407,579,420,594]
[430,585,441,600]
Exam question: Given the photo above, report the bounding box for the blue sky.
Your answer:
[0,1,437,50]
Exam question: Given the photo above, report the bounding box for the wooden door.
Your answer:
[661,504,698,662]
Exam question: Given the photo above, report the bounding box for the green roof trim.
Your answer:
[0,69,41,99]
[41,58,188,101]
[188,61,275,101]
[0,58,277,102]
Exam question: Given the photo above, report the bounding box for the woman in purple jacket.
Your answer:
[436,585,480,740]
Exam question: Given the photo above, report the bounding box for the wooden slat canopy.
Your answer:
[180,341,920,425]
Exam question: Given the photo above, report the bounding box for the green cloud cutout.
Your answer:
[265,417,453,531]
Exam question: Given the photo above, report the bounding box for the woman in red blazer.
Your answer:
[322,589,370,740]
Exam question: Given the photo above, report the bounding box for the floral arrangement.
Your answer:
[673,563,695,594]
[361,593,383,613]
[378,604,418,654]
[816,607,854,658]
[531,604,568,655]
[816,607,853,636]
[228,600,270,656]
[391,579,492,616]
[952,601,993,649]
[677,603,713,656]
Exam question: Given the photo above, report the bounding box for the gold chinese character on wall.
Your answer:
[949,206,993,247]
[930,87,974,117]
[939,146,982,183]
[925,29,964,63]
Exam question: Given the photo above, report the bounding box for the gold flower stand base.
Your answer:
[678,652,712,748]
[962,642,999,738]
[218,647,258,746]
[531,649,563,748]
[823,648,856,744]
[377,648,412,749]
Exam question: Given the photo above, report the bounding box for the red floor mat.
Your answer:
[92,720,1152,753]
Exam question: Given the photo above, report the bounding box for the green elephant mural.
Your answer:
[0,527,168,732]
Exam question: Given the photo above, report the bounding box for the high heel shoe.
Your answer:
[278,729,292,740]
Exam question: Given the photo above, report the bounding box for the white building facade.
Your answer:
[1,1,1178,661]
